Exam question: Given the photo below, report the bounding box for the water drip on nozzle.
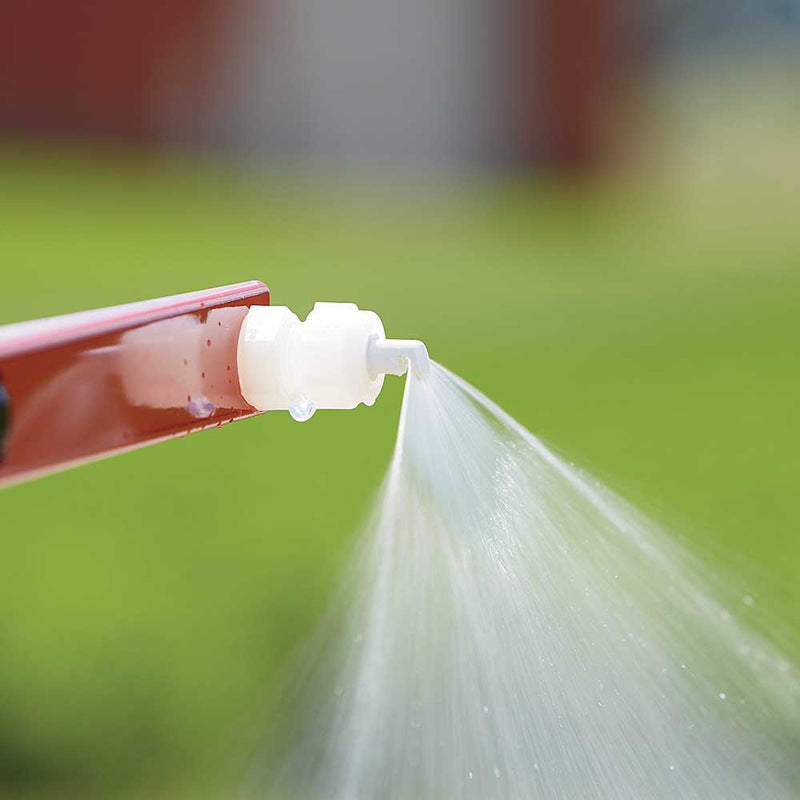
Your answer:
[289,396,316,422]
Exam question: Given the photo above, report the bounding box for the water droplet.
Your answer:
[718,692,727,701]
[468,771,473,780]
[289,396,316,422]
[186,396,216,419]
[483,705,489,715]
[742,594,755,607]
[206,339,212,347]
[493,768,500,779]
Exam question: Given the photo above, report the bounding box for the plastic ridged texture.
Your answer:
[238,302,429,419]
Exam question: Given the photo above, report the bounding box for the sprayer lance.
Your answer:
[0,287,429,487]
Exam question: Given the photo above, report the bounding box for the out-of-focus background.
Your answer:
[1,1,798,798]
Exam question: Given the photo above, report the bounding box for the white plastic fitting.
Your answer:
[237,302,429,420]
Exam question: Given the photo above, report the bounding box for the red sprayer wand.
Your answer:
[0,282,428,489]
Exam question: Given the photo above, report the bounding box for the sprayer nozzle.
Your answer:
[368,338,431,380]
[238,301,429,417]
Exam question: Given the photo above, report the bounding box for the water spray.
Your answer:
[4,280,798,800]
[0,281,428,488]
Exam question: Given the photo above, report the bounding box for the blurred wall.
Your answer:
[0,1,221,142]
[195,0,512,167]
[5,1,797,168]
[0,0,631,170]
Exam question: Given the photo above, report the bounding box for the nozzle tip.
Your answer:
[368,338,430,381]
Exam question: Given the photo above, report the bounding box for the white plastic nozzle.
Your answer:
[237,302,429,420]
[367,337,431,380]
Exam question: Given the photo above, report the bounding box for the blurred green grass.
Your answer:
[0,144,798,799]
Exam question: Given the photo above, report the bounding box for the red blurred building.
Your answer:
[0,0,626,169]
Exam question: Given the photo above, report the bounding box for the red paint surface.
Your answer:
[0,281,269,488]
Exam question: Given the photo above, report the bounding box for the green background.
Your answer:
[0,146,798,799]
